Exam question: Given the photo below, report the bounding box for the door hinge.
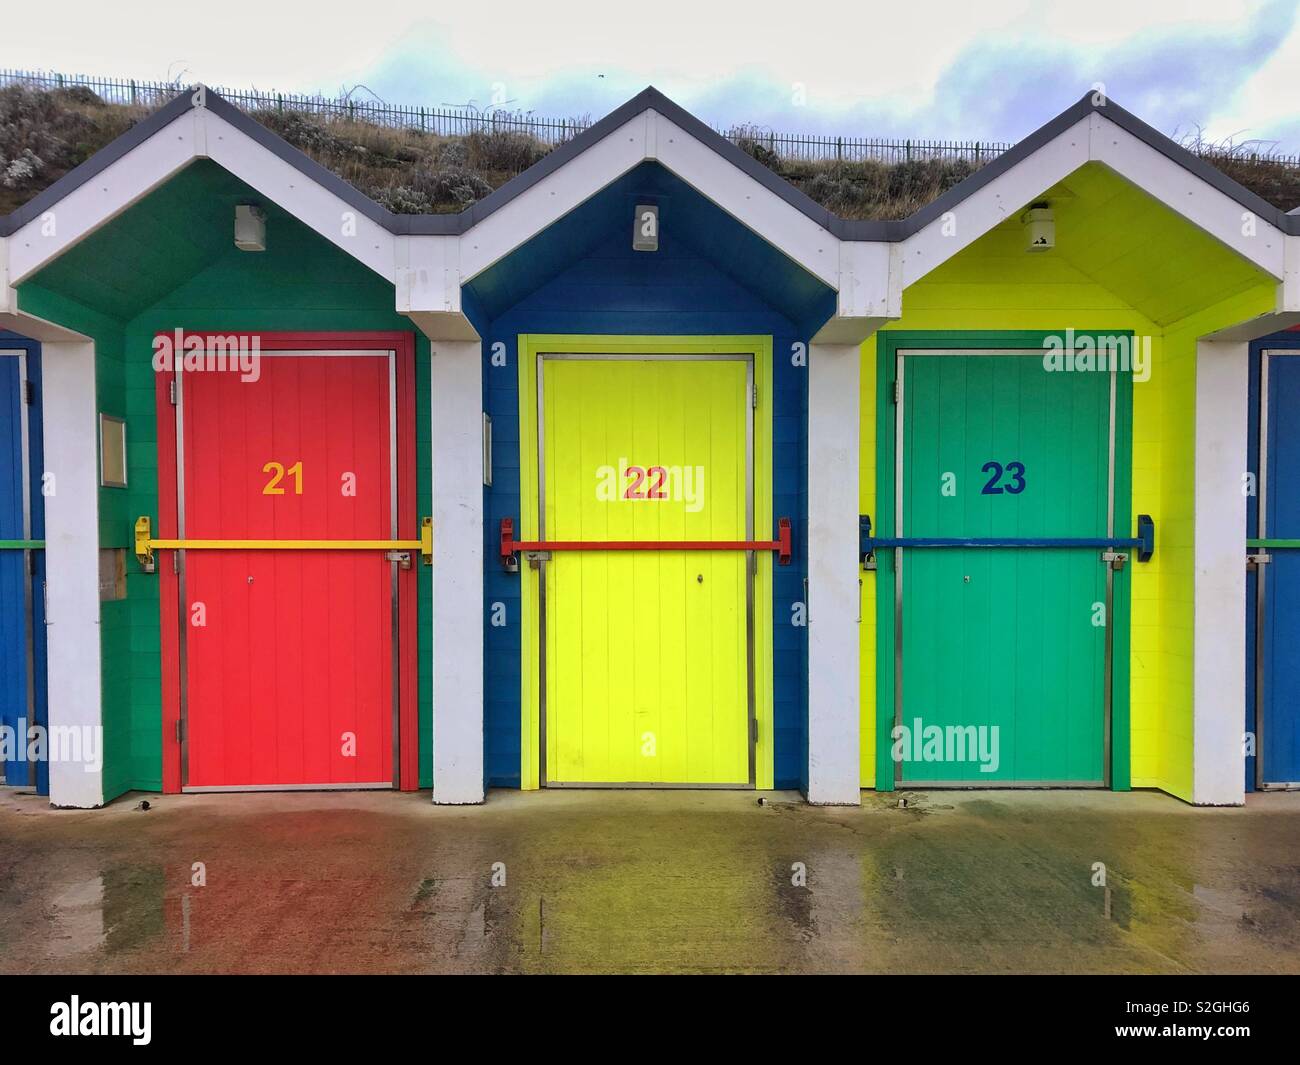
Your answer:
[22,380,34,405]
[175,719,184,745]
[1248,552,1272,568]
[751,718,759,743]
[169,379,177,405]
[892,379,900,404]
[751,383,758,409]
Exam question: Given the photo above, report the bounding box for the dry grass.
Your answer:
[3,83,1299,221]
[0,84,150,213]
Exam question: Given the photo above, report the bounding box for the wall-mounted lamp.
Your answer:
[1022,202,1054,252]
[234,204,267,252]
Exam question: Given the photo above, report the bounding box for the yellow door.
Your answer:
[541,355,752,785]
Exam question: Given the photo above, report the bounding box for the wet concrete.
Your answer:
[0,787,1297,974]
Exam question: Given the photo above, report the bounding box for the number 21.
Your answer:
[263,460,303,495]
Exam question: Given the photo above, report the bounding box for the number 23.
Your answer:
[981,460,1025,495]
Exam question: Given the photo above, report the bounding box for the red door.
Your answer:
[157,335,417,791]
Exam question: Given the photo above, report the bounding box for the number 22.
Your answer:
[624,465,668,500]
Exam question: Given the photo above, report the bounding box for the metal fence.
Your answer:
[3,67,1298,169]
[725,127,1013,164]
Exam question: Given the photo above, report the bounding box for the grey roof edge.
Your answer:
[0,84,458,239]
[843,93,1300,241]
[3,82,1296,250]
[0,88,196,237]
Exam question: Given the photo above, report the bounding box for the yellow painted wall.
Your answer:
[1149,286,1274,798]
[857,203,1274,800]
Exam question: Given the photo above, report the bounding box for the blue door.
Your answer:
[1250,343,1300,790]
[0,338,46,794]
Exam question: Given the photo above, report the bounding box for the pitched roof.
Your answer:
[2,83,1295,242]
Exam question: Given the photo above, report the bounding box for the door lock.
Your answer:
[1247,552,1272,568]
[385,550,412,570]
[1101,551,1129,571]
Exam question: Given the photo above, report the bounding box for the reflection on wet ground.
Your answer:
[0,788,1296,973]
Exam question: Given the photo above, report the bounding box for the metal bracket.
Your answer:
[135,515,155,572]
[500,516,519,571]
[421,516,433,566]
[1135,514,1154,563]
[1101,551,1129,571]
[860,514,876,571]
[523,550,551,569]
[385,550,412,570]
[1247,552,1272,568]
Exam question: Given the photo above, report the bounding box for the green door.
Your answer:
[895,351,1117,785]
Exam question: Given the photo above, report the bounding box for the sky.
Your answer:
[9,0,1300,153]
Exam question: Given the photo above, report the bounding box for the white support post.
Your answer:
[807,341,861,805]
[429,339,485,804]
[40,339,104,809]
[1193,338,1248,806]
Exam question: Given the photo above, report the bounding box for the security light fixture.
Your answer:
[234,204,267,251]
[1022,202,1055,252]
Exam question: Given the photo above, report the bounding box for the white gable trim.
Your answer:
[900,112,1288,290]
[457,109,843,290]
[6,105,397,289]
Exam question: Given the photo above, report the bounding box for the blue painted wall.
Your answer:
[1248,330,1300,790]
[469,167,830,790]
[0,332,48,795]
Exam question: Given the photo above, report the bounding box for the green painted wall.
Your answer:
[17,284,133,801]
[21,181,434,799]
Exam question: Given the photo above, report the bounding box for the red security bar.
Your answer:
[500,516,792,565]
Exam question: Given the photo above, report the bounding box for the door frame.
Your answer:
[1251,345,1300,790]
[157,331,418,793]
[1,346,39,791]
[516,334,774,790]
[872,331,1134,791]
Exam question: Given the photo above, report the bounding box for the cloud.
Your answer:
[357,0,1300,152]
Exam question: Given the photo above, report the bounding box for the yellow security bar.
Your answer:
[135,515,432,571]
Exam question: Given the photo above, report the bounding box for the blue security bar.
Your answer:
[860,515,1154,563]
